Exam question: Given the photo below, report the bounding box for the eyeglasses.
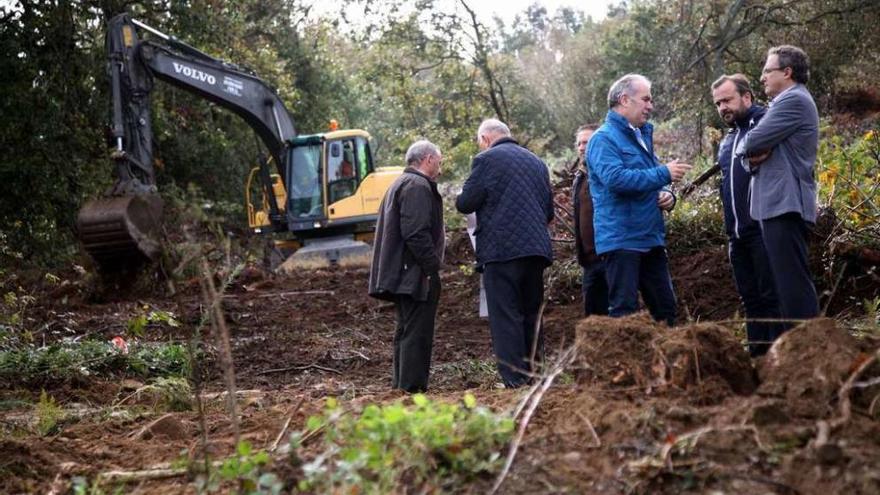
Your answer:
[762,66,786,75]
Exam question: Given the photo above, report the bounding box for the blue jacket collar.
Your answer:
[734,104,766,129]
[606,110,653,134]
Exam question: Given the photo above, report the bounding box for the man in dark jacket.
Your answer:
[587,74,692,326]
[456,119,553,388]
[368,140,444,393]
[712,74,782,357]
[571,124,609,316]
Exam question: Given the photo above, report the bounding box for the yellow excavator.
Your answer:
[77,13,401,271]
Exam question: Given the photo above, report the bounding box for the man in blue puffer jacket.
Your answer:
[711,74,782,357]
[587,74,692,325]
[456,119,553,388]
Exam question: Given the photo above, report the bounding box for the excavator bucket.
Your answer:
[76,194,163,271]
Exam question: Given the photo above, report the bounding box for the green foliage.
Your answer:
[195,441,282,495]
[35,389,63,436]
[126,306,181,338]
[299,393,513,493]
[816,126,880,244]
[142,376,193,412]
[0,339,191,386]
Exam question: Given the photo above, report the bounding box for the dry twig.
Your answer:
[490,346,577,495]
[256,363,341,376]
[270,396,306,452]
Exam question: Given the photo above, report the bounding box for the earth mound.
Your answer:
[573,314,756,404]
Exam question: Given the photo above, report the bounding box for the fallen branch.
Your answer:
[270,395,306,452]
[223,290,335,299]
[814,347,880,448]
[575,410,601,448]
[490,346,576,495]
[97,467,186,483]
[256,364,341,376]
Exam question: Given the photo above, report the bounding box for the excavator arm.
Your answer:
[78,13,297,270]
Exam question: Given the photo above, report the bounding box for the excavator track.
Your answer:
[76,194,163,271]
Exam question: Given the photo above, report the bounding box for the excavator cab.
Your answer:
[248,129,404,266]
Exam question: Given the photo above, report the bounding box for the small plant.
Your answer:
[35,389,63,436]
[127,306,181,337]
[298,394,513,493]
[195,441,282,494]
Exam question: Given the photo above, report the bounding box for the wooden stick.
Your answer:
[270,396,306,452]
[223,290,335,299]
[256,364,341,376]
[97,467,186,482]
[680,163,720,199]
[491,347,576,495]
[575,410,601,448]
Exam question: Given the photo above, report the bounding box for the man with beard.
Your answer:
[712,74,782,357]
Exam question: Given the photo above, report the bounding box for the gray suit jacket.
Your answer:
[735,83,819,223]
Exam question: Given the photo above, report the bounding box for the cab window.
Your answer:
[327,138,362,204]
[288,144,323,218]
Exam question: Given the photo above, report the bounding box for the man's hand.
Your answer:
[657,191,674,211]
[665,159,693,182]
[749,150,771,166]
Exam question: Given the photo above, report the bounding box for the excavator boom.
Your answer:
[79,14,296,270]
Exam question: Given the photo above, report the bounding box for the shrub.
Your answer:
[0,339,192,387]
[299,394,513,493]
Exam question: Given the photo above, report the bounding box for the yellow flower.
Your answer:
[865,130,875,141]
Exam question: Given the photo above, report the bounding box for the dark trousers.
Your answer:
[729,234,783,357]
[582,260,609,317]
[760,213,819,326]
[604,247,677,326]
[483,256,546,388]
[392,275,441,393]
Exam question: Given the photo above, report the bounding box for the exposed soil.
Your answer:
[1,229,879,494]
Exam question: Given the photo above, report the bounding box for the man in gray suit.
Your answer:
[736,45,820,336]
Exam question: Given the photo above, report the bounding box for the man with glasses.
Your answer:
[735,45,820,334]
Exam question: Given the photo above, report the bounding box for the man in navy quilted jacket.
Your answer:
[456,119,554,388]
[587,74,692,326]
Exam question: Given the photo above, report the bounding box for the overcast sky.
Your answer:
[450,0,615,24]
[308,0,616,26]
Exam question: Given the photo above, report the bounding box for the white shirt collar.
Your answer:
[770,84,797,105]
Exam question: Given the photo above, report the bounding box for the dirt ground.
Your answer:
[2,230,879,494]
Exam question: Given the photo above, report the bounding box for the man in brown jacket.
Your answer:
[368,140,444,392]
[571,124,609,316]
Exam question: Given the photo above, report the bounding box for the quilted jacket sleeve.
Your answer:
[456,155,488,214]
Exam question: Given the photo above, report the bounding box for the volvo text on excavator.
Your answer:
[77,13,401,271]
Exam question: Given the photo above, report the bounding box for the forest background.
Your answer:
[1,0,878,267]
